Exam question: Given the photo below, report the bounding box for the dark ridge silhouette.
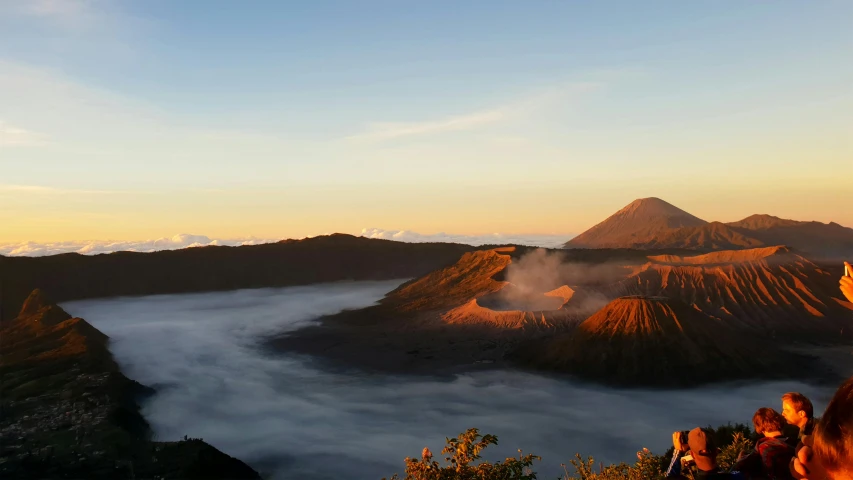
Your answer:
[0,234,476,321]
[0,290,260,479]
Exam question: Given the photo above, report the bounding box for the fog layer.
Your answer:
[65,282,833,480]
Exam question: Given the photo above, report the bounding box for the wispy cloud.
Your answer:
[17,0,101,29]
[346,109,505,142]
[0,122,45,147]
[345,82,601,143]
[0,184,121,195]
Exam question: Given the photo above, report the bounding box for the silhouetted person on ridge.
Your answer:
[782,392,816,448]
[734,407,795,479]
[668,427,738,479]
[789,375,853,480]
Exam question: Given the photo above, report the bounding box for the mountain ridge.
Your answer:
[0,290,261,479]
[564,198,853,257]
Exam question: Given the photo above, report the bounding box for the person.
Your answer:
[735,408,795,479]
[668,427,738,479]
[790,376,853,480]
[840,262,853,303]
[782,392,816,447]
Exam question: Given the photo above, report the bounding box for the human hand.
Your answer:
[672,431,686,452]
[840,262,853,303]
[789,435,828,480]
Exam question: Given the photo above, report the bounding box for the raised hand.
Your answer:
[841,261,853,303]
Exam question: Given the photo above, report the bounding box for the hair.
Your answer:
[813,376,853,477]
[752,407,785,435]
[782,392,814,419]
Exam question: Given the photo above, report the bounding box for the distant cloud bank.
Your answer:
[1,229,573,257]
[0,234,277,257]
[360,228,572,248]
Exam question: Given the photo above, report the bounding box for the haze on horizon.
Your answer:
[2,1,851,244]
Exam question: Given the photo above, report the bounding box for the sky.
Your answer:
[1,0,852,243]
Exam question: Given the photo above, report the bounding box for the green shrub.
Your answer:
[383,428,539,480]
[385,424,757,480]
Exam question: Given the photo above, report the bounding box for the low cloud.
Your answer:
[361,228,571,248]
[0,234,278,257]
[63,283,834,479]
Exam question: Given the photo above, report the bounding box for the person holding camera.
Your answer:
[668,427,739,479]
[733,408,795,479]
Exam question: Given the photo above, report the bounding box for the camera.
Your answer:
[678,430,690,448]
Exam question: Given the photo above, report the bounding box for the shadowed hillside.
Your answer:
[0,234,476,321]
[604,246,853,339]
[513,296,819,387]
[0,290,261,479]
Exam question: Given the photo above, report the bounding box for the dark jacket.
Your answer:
[734,436,795,480]
[784,417,816,449]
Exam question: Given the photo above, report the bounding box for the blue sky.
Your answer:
[1,1,851,242]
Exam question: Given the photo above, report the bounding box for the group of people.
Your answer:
[668,387,851,480]
[667,264,853,480]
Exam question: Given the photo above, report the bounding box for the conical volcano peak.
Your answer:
[620,197,697,217]
[565,198,707,248]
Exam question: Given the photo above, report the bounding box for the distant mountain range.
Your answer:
[564,197,853,258]
[0,234,475,321]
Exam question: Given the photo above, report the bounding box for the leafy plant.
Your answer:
[383,428,540,480]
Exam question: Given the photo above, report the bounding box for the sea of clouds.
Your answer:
[64,283,834,480]
[360,228,571,248]
[2,229,573,257]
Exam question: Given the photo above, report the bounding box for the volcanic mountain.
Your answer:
[514,296,817,387]
[599,246,853,339]
[563,198,853,256]
[725,214,853,258]
[564,197,707,249]
[384,247,585,329]
[0,289,260,479]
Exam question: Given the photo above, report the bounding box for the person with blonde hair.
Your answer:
[790,376,853,480]
[782,392,816,447]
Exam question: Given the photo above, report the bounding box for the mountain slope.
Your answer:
[565,197,708,249]
[726,214,853,258]
[0,290,260,479]
[637,222,765,250]
[514,296,817,386]
[601,247,853,339]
